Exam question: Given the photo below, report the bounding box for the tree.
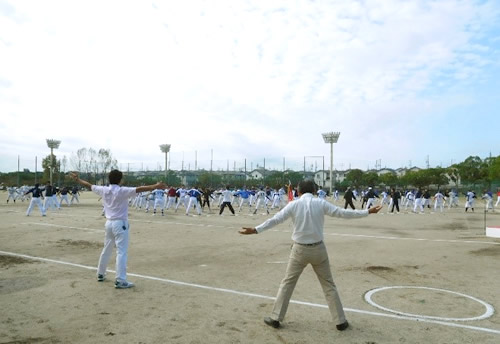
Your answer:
[446,165,460,188]
[427,167,449,189]
[344,169,364,188]
[378,172,398,187]
[71,148,89,176]
[198,172,222,188]
[97,149,117,184]
[456,156,483,188]
[488,156,500,182]
[362,172,379,188]
[264,171,285,189]
[401,170,431,189]
[283,170,304,187]
[42,154,60,183]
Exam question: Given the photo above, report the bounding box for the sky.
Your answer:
[1,0,499,174]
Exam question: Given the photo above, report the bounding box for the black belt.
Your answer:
[295,241,323,247]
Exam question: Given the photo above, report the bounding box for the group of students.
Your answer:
[129,185,294,216]
[6,182,81,216]
[338,187,499,213]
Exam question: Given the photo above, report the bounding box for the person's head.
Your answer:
[297,180,316,195]
[108,169,123,185]
[35,183,39,188]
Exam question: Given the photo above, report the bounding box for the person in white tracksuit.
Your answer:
[6,186,18,203]
[465,190,476,212]
[433,190,445,212]
[253,189,270,215]
[482,191,494,212]
[175,186,189,212]
[151,188,166,215]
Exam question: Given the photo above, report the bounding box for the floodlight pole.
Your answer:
[159,144,171,183]
[322,132,340,197]
[46,139,61,185]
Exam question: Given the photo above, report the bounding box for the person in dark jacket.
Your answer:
[343,187,356,209]
[25,183,46,216]
[390,188,400,213]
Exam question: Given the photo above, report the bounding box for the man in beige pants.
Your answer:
[240,180,381,331]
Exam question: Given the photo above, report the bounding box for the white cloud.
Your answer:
[0,0,499,173]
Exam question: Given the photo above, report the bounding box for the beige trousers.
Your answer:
[271,242,346,325]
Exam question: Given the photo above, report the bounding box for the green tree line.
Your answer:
[339,155,500,191]
[1,151,499,191]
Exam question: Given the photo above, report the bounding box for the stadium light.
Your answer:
[159,144,171,183]
[46,139,61,185]
[322,132,340,197]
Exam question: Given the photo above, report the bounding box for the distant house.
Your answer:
[249,169,265,180]
[314,170,347,189]
[394,167,421,177]
[377,168,396,176]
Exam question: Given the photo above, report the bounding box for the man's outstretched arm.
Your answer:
[69,172,92,190]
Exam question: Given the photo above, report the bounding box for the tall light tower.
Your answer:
[159,144,171,183]
[322,132,340,196]
[46,139,61,185]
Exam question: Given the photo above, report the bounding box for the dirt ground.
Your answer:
[1,191,499,344]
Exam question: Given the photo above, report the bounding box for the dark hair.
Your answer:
[108,169,123,185]
[297,180,316,194]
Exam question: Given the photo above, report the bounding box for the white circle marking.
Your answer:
[364,286,494,322]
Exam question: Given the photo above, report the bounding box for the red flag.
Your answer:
[288,181,294,201]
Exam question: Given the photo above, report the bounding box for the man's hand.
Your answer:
[368,205,383,214]
[69,172,92,189]
[156,182,167,189]
[239,227,257,235]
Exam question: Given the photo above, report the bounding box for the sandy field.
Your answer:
[1,191,499,344]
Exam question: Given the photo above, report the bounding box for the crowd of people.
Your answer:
[129,184,296,216]
[5,182,81,216]
[5,180,499,217]
[339,187,499,214]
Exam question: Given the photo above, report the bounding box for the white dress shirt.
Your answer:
[92,184,136,221]
[256,193,369,244]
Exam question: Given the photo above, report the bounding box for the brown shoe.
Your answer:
[336,321,349,331]
[264,317,280,328]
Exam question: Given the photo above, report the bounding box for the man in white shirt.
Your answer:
[219,186,235,215]
[240,180,381,331]
[70,170,165,289]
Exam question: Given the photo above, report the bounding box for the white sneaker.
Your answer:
[115,280,135,289]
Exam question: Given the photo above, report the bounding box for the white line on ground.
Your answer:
[0,250,499,336]
[19,222,103,233]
